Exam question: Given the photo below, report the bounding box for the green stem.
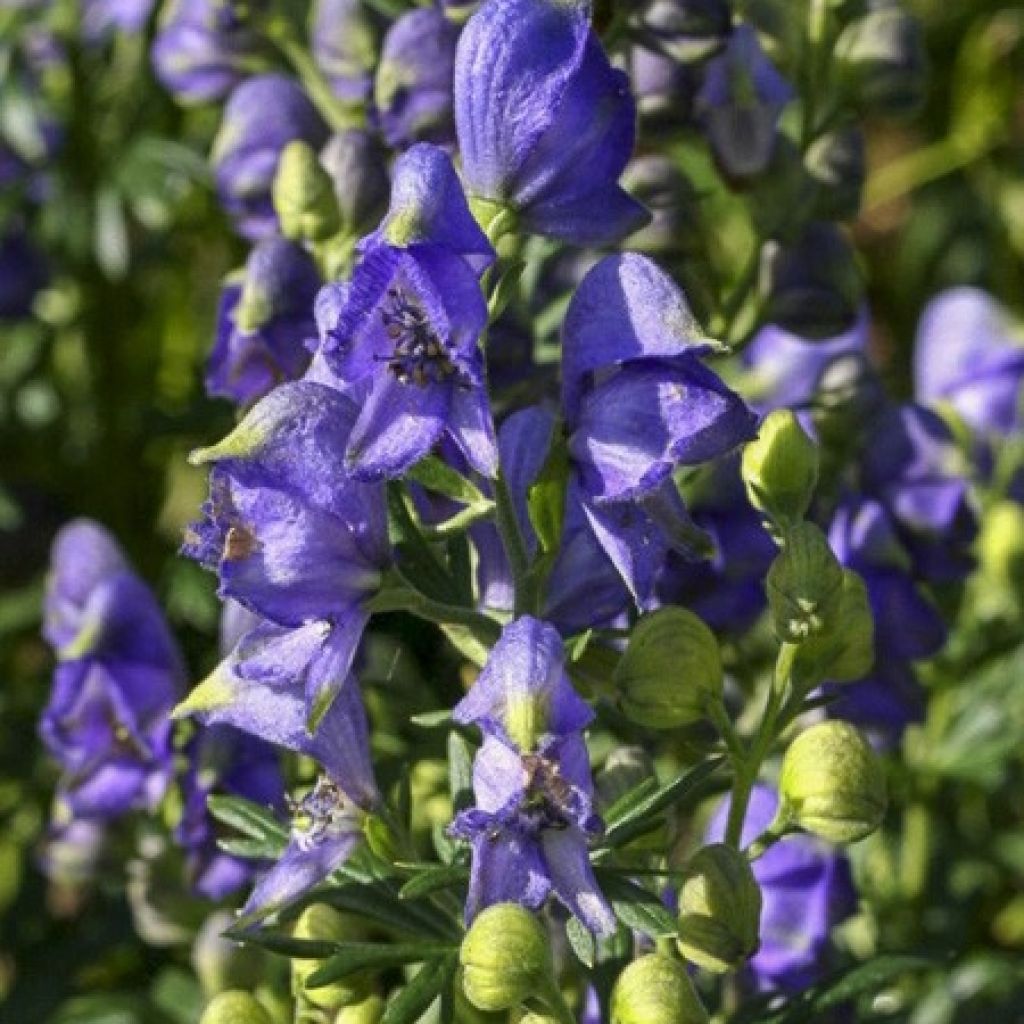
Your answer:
[494,471,538,617]
[420,501,496,540]
[724,643,797,848]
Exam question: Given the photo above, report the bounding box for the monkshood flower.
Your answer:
[183,381,390,726]
[40,520,182,819]
[319,130,391,240]
[211,74,329,240]
[310,0,381,105]
[454,0,648,245]
[656,458,775,635]
[561,254,757,606]
[82,0,154,41]
[640,0,732,63]
[314,144,497,480]
[708,785,856,992]
[177,725,283,900]
[473,407,631,635]
[175,634,378,926]
[626,43,702,134]
[742,313,868,412]
[207,238,320,405]
[450,617,616,936]
[859,403,977,585]
[152,0,266,104]
[696,25,794,181]
[375,9,460,150]
[914,287,1024,438]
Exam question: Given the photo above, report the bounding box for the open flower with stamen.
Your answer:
[449,617,615,936]
[315,143,497,480]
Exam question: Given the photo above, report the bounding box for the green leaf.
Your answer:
[217,835,287,860]
[320,882,460,940]
[565,916,596,969]
[601,757,724,849]
[406,455,489,507]
[526,428,569,554]
[380,956,454,1024]
[206,795,288,843]
[603,777,662,827]
[448,731,475,816]
[306,942,456,988]
[486,256,527,320]
[597,874,678,939]
[399,864,469,901]
[409,709,453,728]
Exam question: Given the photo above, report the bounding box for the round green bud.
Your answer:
[333,994,385,1024]
[791,569,875,689]
[614,607,722,729]
[741,409,819,528]
[273,141,342,243]
[766,522,844,643]
[193,911,266,996]
[199,991,273,1024]
[460,903,552,1013]
[610,954,710,1024]
[676,844,761,973]
[780,721,887,843]
[292,904,371,1011]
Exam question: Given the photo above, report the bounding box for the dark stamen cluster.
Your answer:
[289,776,356,851]
[379,287,458,388]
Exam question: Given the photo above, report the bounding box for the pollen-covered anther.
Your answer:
[289,776,357,851]
[378,287,458,387]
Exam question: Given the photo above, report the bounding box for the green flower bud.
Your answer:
[273,141,342,243]
[780,721,886,843]
[333,994,385,1024]
[766,522,844,643]
[741,409,819,528]
[193,911,266,996]
[610,954,710,1024]
[676,844,761,972]
[614,608,722,729]
[460,904,552,1013]
[199,991,274,1024]
[791,569,875,689]
[292,904,371,1011]
[980,500,1024,593]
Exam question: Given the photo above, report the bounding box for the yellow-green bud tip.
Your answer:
[610,954,710,1024]
[742,409,819,528]
[272,141,341,243]
[199,991,273,1024]
[293,905,371,1011]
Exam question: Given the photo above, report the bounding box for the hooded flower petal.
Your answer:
[541,826,616,937]
[463,831,552,923]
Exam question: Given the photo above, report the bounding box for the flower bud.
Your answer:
[610,954,710,1024]
[791,569,875,689]
[811,351,887,452]
[311,0,381,104]
[780,721,886,843]
[334,994,385,1023]
[805,128,866,221]
[460,904,552,1013]
[319,131,390,239]
[614,607,722,729]
[199,991,273,1024]
[640,0,731,63]
[193,911,266,996]
[766,522,844,643]
[292,904,371,1011]
[759,223,861,340]
[676,844,761,972]
[273,141,341,243]
[622,155,701,260]
[979,501,1024,594]
[741,409,819,527]
[836,6,927,117]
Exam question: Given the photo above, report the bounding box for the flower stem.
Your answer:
[494,470,539,617]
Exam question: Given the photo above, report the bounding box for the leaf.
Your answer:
[526,429,569,554]
[306,942,455,988]
[603,777,662,827]
[486,256,527,320]
[409,709,453,728]
[216,835,285,860]
[597,874,678,939]
[601,757,724,849]
[407,455,489,507]
[320,882,460,940]
[229,931,339,959]
[565,916,596,969]
[206,795,288,844]
[399,864,469,901]
[380,956,453,1024]
[448,731,475,816]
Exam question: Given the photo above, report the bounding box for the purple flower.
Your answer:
[183,381,390,727]
[314,144,497,480]
[206,239,320,406]
[473,406,631,635]
[562,253,757,606]
[375,10,460,150]
[859,403,977,585]
[320,130,391,239]
[0,227,47,321]
[454,0,647,245]
[914,287,1024,438]
[696,25,793,180]
[708,785,856,992]
[310,0,381,104]
[450,617,615,936]
[177,725,284,900]
[40,520,182,820]
[152,0,266,104]
[175,628,379,925]
[82,0,154,41]
[211,75,329,240]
